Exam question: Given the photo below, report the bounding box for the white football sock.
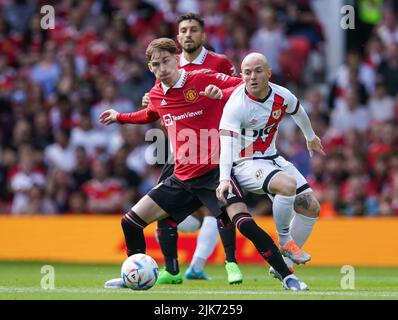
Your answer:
[178,215,201,233]
[273,194,296,246]
[290,212,318,248]
[190,216,218,271]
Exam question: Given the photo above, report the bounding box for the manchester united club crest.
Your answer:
[272,109,281,119]
[184,88,198,102]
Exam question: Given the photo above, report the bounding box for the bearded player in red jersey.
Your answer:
[135,13,242,285]
[101,38,308,291]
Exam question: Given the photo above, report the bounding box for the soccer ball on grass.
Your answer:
[121,253,159,290]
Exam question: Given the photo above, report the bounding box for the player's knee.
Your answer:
[309,198,321,218]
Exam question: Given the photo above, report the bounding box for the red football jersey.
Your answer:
[145,69,242,180]
[179,47,237,76]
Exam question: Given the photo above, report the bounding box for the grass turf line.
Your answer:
[0,262,397,300]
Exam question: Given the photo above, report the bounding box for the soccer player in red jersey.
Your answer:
[101,38,308,291]
[133,13,242,284]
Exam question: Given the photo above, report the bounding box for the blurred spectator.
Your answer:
[329,51,373,107]
[9,118,32,149]
[111,145,142,210]
[118,0,164,40]
[0,53,16,94]
[250,7,288,82]
[377,42,398,96]
[49,94,77,131]
[72,146,92,188]
[4,0,36,35]
[367,121,396,170]
[68,191,88,214]
[330,89,370,134]
[30,41,61,97]
[9,144,46,215]
[375,10,398,46]
[44,129,76,172]
[81,160,124,214]
[46,168,75,213]
[13,184,56,215]
[70,111,108,157]
[201,0,227,52]
[284,0,324,48]
[225,26,251,68]
[368,80,395,123]
[90,80,133,133]
[32,110,54,150]
[22,13,48,55]
[117,59,154,108]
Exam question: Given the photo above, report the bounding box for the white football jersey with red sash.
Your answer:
[220,82,299,161]
[220,82,311,195]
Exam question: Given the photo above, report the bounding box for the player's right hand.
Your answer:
[199,85,223,100]
[142,92,150,107]
[99,108,119,125]
[216,180,233,203]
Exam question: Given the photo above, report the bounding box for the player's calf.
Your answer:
[228,209,293,281]
[294,192,320,218]
[121,210,148,256]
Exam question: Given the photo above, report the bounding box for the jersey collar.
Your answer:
[179,47,208,67]
[244,86,273,103]
[161,69,188,94]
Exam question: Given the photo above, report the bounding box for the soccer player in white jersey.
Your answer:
[217,52,325,279]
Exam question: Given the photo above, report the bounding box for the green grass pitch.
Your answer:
[0,262,397,300]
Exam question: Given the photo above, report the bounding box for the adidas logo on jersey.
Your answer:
[161,99,167,105]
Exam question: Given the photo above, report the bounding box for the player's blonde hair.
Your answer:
[145,38,178,63]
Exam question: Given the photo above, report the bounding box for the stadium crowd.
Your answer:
[0,0,397,217]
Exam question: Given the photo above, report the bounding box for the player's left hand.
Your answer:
[142,92,150,107]
[216,180,233,203]
[307,135,326,157]
[199,85,223,100]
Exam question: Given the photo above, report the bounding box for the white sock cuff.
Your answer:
[274,194,296,204]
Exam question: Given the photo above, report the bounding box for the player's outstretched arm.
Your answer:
[291,105,325,157]
[217,129,239,202]
[99,106,160,126]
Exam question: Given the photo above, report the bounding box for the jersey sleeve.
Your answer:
[116,99,160,124]
[220,57,238,76]
[207,72,243,90]
[284,89,300,115]
[220,82,242,101]
[219,90,245,134]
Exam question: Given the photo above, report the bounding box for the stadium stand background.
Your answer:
[0,0,397,219]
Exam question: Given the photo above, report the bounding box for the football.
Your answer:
[121,254,159,290]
